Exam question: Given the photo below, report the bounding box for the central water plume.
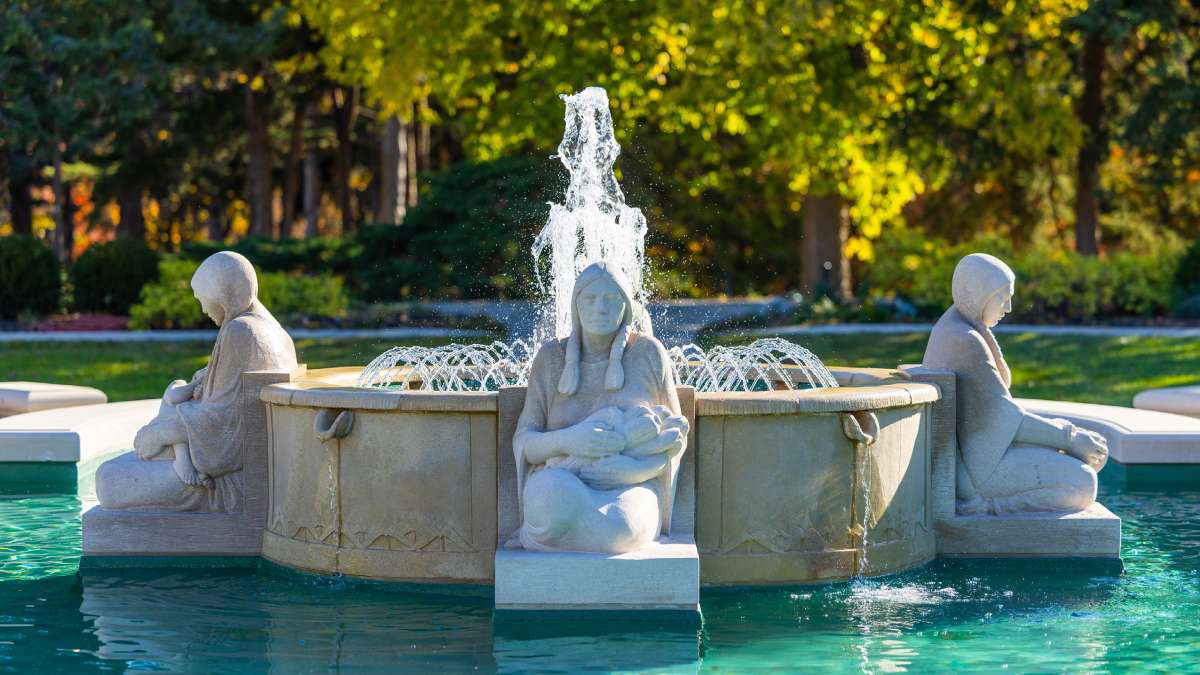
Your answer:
[357,87,841,395]
[531,86,651,343]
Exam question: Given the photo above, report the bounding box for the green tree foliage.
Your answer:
[295,0,1157,293]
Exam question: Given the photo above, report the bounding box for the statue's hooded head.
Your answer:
[952,253,1015,329]
[191,251,258,327]
[558,261,639,396]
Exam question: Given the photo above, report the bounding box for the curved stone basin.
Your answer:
[260,366,939,585]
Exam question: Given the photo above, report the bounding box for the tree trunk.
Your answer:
[407,102,419,207]
[376,116,411,225]
[303,102,321,238]
[0,153,10,230]
[9,170,32,236]
[417,95,431,175]
[333,86,358,231]
[62,182,75,261]
[1073,32,1105,256]
[800,193,851,298]
[51,138,68,261]
[281,99,305,237]
[207,192,227,241]
[245,83,273,239]
[118,184,145,241]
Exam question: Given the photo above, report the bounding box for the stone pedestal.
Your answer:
[1133,385,1200,419]
[937,502,1121,559]
[82,368,302,559]
[1020,397,1200,465]
[494,537,699,611]
[494,386,699,611]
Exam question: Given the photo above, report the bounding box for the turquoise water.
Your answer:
[2,475,1198,672]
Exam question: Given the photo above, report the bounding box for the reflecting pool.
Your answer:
[1,474,1197,672]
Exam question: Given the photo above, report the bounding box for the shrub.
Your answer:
[181,236,356,277]
[861,228,1013,317]
[128,259,207,329]
[0,236,61,320]
[129,258,347,330]
[258,272,346,323]
[1174,239,1200,302]
[865,229,1179,322]
[71,238,161,314]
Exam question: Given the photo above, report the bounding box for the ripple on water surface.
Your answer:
[0,481,1198,672]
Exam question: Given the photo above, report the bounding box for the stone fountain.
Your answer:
[81,87,1120,613]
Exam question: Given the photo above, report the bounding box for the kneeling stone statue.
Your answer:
[96,251,297,513]
[511,262,689,554]
[922,253,1108,515]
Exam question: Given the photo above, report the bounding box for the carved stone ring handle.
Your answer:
[841,411,879,446]
[314,409,354,443]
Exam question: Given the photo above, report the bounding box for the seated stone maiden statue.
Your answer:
[922,253,1108,515]
[512,262,690,554]
[96,251,297,513]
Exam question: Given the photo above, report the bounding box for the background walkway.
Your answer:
[2,299,1196,343]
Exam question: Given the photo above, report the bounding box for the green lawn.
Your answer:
[0,337,456,402]
[711,331,1200,406]
[2,332,1197,406]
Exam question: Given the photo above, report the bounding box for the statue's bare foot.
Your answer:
[173,451,205,487]
[198,473,214,489]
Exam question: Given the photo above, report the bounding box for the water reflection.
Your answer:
[493,611,701,673]
[79,569,497,672]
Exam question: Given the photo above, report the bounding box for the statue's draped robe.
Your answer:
[106,300,296,512]
[513,334,683,548]
[922,306,1023,499]
[923,303,1097,513]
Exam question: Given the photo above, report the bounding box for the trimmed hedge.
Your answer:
[71,239,161,314]
[0,236,61,320]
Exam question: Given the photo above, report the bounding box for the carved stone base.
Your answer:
[936,502,1121,558]
[83,506,262,557]
[80,368,299,561]
[494,536,700,611]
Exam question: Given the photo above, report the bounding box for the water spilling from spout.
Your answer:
[531,87,652,343]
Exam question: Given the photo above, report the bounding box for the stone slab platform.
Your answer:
[0,381,107,417]
[495,537,700,611]
[83,507,264,557]
[937,503,1120,559]
[0,399,158,464]
[1019,397,1200,465]
[1134,385,1200,419]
